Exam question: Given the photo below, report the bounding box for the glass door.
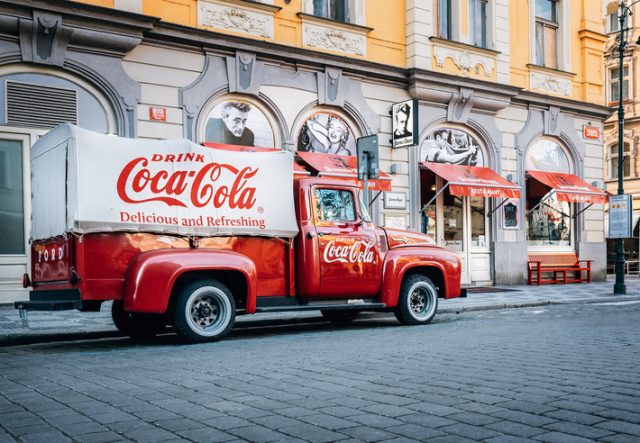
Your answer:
[0,132,31,303]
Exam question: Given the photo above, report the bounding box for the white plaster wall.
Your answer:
[259,85,317,138]
[123,44,205,139]
[361,80,412,228]
[574,116,606,243]
[495,105,528,177]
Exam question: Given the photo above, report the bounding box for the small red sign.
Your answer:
[149,107,167,121]
[583,125,600,140]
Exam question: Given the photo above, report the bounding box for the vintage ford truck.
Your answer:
[16,124,463,342]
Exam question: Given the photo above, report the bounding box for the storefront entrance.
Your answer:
[420,163,520,285]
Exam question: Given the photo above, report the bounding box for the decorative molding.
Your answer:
[447,87,475,124]
[318,67,344,106]
[432,44,495,78]
[302,22,366,56]
[198,0,274,39]
[530,71,572,97]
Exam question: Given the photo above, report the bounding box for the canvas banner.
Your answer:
[31,125,299,239]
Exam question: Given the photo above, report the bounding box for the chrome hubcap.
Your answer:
[191,296,219,328]
[410,291,426,314]
[407,282,436,320]
[185,286,232,336]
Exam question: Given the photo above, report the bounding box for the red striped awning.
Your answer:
[420,162,520,199]
[527,170,608,204]
[296,151,392,191]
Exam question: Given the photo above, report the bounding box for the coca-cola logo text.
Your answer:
[116,153,257,209]
[323,239,375,264]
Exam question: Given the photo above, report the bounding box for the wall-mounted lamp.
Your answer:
[430,184,436,191]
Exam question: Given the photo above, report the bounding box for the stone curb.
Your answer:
[2,294,640,347]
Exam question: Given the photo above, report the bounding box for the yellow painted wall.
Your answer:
[509,0,605,105]
[74,0,405,67]
[74,0,113,8]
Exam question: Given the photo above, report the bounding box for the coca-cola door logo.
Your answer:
[116,153,258,209]
[322,237,375,264]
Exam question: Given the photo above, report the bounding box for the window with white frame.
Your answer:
[609,10,620,33]
[438,0,453,40]
[469,0,488,48]
[535,0,558,69]
[610,66,630,102]
[609,143,631,179]
[312,0,350,23]
[304,0,365,25]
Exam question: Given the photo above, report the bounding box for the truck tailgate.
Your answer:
[33,236,73,283]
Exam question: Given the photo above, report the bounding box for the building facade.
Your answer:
[0,0,608,303]
[603,1,640,269]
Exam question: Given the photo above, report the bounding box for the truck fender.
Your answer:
[123,249,258,314]
[380,248,461,308]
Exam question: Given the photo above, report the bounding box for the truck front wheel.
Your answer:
[395,274,438,325]
[173,279,236,343]
[111,300,168,338]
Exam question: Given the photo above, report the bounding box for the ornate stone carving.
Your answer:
[433,46,494,78]
[530,71,571,97]
[302,23,366,56]
[198,1,274,39]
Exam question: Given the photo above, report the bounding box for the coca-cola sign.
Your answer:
[116,153,258,210]
[29,125,299,239]
[323,238,375,264]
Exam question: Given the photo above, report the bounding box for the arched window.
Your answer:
[525,138,570,173]
[200,96,276,148]
[0,72,115,133]
[296,110,358,156]
[420,127,486,166]
[525,138,573,247]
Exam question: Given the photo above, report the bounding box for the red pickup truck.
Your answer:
[16,125,463,342]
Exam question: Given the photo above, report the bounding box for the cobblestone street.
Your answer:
[1,300,639,442]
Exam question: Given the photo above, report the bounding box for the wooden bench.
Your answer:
[528,252,592,285]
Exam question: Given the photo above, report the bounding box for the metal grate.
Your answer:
[6,81,77,129]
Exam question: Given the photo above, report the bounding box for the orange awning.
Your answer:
[527,170,607,204]
[202,142,309,175]
[420,162,520,199]
[296,151,392,191]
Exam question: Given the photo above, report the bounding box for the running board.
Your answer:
[255,302,387,313]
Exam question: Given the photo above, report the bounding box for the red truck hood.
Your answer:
[382,228,437,249]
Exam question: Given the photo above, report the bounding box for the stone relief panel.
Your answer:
[433,46,494,78]
[198,1,274,39]
[302,23,366,56]
[530,71,571,97]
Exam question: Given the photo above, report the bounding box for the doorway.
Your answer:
[421,173,492,285]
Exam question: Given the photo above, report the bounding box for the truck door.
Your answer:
[311,186,382,298]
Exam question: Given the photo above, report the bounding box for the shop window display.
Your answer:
[525,139,572,247]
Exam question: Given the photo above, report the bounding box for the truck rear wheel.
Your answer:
[173,279,235,343]
[395,274,438,325]
[111,300,168,338]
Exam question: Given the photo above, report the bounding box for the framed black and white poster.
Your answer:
[392,99,418,148]
[383,191,407,210]
[502,198,519,230]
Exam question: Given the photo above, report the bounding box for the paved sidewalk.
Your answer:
[1,275,638,345]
